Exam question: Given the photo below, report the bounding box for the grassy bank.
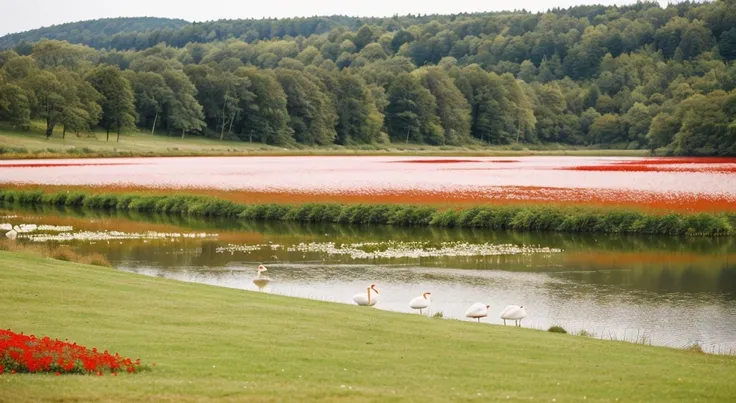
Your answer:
[0,125,650,158]
[1,251,735,402]
[1,188,734,236]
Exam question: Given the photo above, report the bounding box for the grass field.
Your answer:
[0,124,650,158]
[1,251,734,402]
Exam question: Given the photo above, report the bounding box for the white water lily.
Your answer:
[216,240,562,259]
[37,225,74,232]
[21,230,218,243]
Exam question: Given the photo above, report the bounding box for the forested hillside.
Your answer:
[1,1,735,155]
[0,18,189,50]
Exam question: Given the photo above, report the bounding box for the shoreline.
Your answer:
[1,187,733,236]
[2,251,735,402]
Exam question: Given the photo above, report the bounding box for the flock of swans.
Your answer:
[352,283,527,326]
[252,266,528,326]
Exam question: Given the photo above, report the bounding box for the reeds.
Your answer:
[1,188,733,236]
[0,240,111,267]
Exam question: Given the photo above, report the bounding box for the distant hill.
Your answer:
[0,17,190,49]
[0,13,513,50]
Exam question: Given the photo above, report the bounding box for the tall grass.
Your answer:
[0,240,111,267]
[1,188,733,236]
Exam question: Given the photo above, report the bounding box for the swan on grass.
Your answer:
[465,303,490,323]
[409,292,431,315]
[500,305,527,327]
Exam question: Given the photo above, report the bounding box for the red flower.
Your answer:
[0,329,146,376]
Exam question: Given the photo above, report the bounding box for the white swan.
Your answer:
[500,305,527,327]
[252,265,271,290]
[465,303,490,323]
[409,292,431,315]
[352,284,379,306]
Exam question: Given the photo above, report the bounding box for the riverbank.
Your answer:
[0,127,650,159]
[1,188,734,236]
[1,251,734,402]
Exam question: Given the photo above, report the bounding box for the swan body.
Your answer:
[5,229,17,240]
[252,265,271,290]
[352,284,379,306]
[409,292,431,314]
[465,303,490,323]
[500,305,527,326]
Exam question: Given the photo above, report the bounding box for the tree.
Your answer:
[276,69,337,145]
[354,26,376,51]
[234,67,292,145]
[31,40,99,70]
[54,69,101,137]
[161,69,206,138]
[332,69,383,144]
[0,82,31,128]
[386,73,443,144]
[124,70,173,135]
[590,114,624,145]
[185,65,253,140]
[532,83,567,143]
[647,112,680,152]
[24,70,73,137]
[452,65,515,144]
[579,107,602,142]
[416,66,471,144]
[517,60,537,82]
[672,91,735,156]
[624,102,651,146]
[86,66,136,141]
[501,74,536,143]
[719,27,736,61]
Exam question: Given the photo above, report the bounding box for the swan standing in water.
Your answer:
[352,284,379,306]
[465,303,490,323]
[252,265,271,290]
[409,292,432,315]
[500,305,527,326]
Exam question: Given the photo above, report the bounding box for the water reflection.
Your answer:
[2,202,736,353]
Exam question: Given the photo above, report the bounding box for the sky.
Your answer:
[2,0,672,36]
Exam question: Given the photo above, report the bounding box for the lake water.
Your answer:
[2,203,735,354]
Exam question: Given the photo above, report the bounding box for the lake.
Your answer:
[2,203,735,354]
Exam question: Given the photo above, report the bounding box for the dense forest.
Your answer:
[1,1,735,154]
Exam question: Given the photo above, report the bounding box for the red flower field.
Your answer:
[0,329,144,375]
[1,156,735,212]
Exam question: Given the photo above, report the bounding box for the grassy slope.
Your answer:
[0,125,649,158]
[0,252,734,402]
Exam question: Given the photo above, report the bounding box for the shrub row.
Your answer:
[0,188,733,236]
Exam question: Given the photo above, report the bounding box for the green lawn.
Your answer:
[1,251,733,402]
[0,124,650,158]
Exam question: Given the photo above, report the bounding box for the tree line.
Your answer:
[0,1,735,154]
